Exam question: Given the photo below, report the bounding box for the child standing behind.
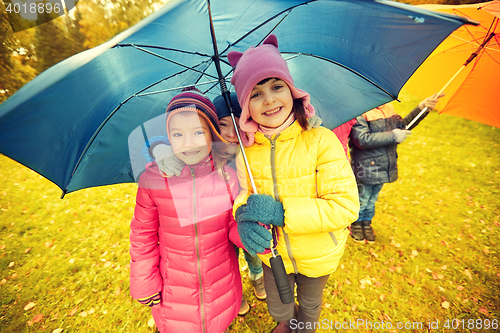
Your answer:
[349,93,444,243]
[228,34,359,333]
[129,89,243,333]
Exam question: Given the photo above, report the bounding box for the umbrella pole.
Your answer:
[206,1,257,193]
[226,94,258,193]
[405,66,464,130]
[406,30,497,130]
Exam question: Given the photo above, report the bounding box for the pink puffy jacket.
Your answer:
[130,157,243,333]
[332,118,357,158]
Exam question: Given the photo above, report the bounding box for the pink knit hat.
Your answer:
[228,34,315,146]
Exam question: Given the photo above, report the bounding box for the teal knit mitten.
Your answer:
[237,194,285,227]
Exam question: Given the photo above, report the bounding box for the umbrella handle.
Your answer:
[405,64,467,130]
[405,106,429,130]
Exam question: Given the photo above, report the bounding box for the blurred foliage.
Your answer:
[0,0,168,102]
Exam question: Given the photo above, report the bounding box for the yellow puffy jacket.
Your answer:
[234,122,359,277]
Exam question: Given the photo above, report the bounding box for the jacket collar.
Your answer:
[176,155,215,179]
[254,121,303,144]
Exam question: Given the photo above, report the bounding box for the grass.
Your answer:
[1,89,499,332]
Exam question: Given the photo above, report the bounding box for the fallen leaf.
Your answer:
[425,268,433,273]
[148,317,155,327]
[44,241,53,248]
[332,290,338,298]
[411,250,419,258]
[457,285,465,291]
[374,281,382,288]
[24,248,31,254]
[407,278,416,286]
[51,314,59,321]
[80,311,87,317]
[437,274,444,280]
[438,287,445,291]
[24,302,36,311]
[102,310,108,315]
[27,321,34,326]
[464,269,473,280]
[68,306,78,317]
[1,279,6,284]
[115,287,121,296]
[69,259,74,264]
[379,294,385,301]
[33,314,43,323]
[324,303,331,308]
[440,265,447,270]
[478,308,489,316]
[88,308,95,314]
[345,279,351,286]
[441,301,450,309]
[483,248,489,254]
[11,273,17,279]
[8,262,14,268]
[351,304,357,311]
[52,329,63,333]
[432,273,439,280]
[0,245,5,250]
[344,297,348,305]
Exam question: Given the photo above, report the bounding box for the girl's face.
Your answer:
[219,116,239,155]
[168,112,213,165]
[248,78,293,128]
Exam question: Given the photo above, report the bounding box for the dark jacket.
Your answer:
[349,104,428,185]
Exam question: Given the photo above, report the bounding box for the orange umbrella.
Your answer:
[403,1,500,129]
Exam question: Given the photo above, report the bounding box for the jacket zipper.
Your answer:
[191,167,206,333]
[268,135,298,274]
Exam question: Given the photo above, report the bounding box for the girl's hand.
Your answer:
[307,115,323,130]
[152,144,185,177]
[236,194,285,227]
[237,220,272,256]
[138,292,161,307]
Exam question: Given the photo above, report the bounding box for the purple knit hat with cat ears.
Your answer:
[228,34,315,145]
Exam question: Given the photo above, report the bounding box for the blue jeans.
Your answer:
[234,246,263,280]
[244,249,263,280]
[356,183,384,225]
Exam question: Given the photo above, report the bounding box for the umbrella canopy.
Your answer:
[403,1,500,128]
[0,0,473,195]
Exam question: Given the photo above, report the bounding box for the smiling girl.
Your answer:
[228,35,359,333]
[129,89,243,333]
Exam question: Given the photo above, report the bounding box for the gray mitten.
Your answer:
[152,144,185,177]
[392,129,411,144]
[307,115,323,130]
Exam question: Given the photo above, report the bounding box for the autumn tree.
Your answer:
[0,0,36,102]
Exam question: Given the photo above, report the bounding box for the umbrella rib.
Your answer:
[116,43,212,57]
[66,61,215,190]
[123,44,220,80]
[219,1,314,55]
[281,52,398,100]
[137,78,230,97]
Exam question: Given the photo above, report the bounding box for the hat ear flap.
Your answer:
[263,34,278,48]
[228,51,243,68]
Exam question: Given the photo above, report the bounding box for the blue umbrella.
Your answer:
[0,0,474,197]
